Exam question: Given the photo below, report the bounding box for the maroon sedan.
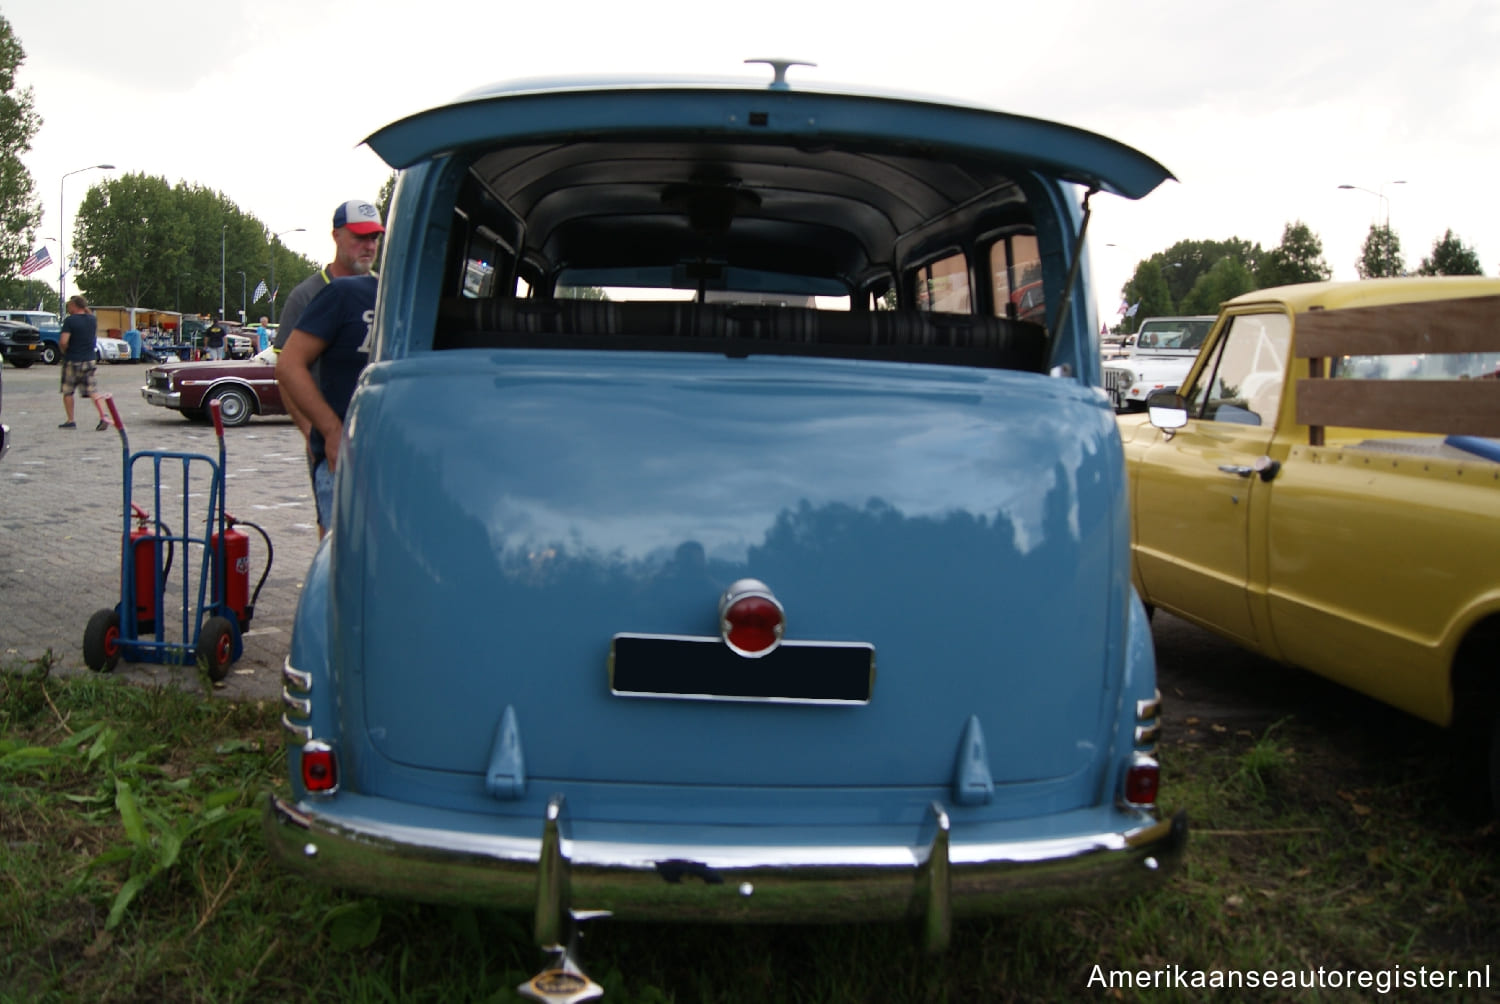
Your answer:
[140,350,285,427]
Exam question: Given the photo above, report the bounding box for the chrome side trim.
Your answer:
[1136,690,1161,722]
[281,714,312,742]
[1133,722,1161,749]
[283,659,312,693]
[282,690,312,717]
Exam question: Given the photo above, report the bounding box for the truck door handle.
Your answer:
[1218,457,1281,482]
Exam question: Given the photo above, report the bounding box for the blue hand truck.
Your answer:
[83,394,270,682]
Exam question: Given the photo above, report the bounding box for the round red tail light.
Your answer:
[719,579,785,658]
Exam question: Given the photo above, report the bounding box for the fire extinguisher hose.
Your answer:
[156,521,176,585]
[228,518,274,624]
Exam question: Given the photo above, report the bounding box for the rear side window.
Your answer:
[989,234,1043,323]
[914,252,971,313]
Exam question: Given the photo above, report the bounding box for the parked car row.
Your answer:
[0,319,136,367]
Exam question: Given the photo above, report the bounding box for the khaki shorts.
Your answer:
[60,360,99,397]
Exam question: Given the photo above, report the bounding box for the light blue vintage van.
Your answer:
[266,63,1183,995]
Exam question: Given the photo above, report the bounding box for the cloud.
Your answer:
[7,0,1498,317]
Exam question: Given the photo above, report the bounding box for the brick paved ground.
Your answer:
[1,359,318,701]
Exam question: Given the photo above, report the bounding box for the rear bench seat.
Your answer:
[434,297,1049,373]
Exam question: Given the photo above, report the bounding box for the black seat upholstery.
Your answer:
[435,297,1048,373]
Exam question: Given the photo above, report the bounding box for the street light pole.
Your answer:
[236,271,247,323]
[268,227,305,324]
[59,163,116,316]
[220,224,227,319]
[1337,180,1407,227]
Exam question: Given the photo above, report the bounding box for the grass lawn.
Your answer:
[3,656,1496,1003]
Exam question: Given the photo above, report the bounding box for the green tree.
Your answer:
[1122,237,1262,328]
[71,175,318,317]
[1356,223,1404,278]
[376,171,397,226]
[264,233,312,317]
[1256,221,1331,287]
[0,15,43,276]
[1154,238,1259,305]
[72,174,185,310]
[1416,229,1483,276]
[0,275,56,310]
[1178,256,1257,314]
[1121,260,1173,332]
[557,286,608,300]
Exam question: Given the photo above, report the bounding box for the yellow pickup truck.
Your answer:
[1119,277,1500,811]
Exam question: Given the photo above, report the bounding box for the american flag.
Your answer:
[20,246,50,276]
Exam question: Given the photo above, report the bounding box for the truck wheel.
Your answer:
[210,386,254,427]
[41,344,58,365]
[196,616,236,682]
[84,608,123,673]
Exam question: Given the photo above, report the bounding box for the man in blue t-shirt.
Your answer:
[275,275,378,536]
[58,295,104,430]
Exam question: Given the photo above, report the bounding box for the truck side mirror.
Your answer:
[1146,391,1188,431]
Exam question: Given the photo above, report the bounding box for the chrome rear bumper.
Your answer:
[265,793,1186,950]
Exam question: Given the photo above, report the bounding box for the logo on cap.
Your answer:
[333,199,385,235]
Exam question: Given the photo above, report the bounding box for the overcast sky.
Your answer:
[9,0,1498,324]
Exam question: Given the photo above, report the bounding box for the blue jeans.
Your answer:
[313,459,335,530]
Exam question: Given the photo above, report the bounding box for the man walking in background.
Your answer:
[58,295,106,430]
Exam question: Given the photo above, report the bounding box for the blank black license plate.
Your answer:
[610,634,875,704]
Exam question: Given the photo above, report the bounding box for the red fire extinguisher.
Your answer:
[212,514,271,632]
[128,502,167,630]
